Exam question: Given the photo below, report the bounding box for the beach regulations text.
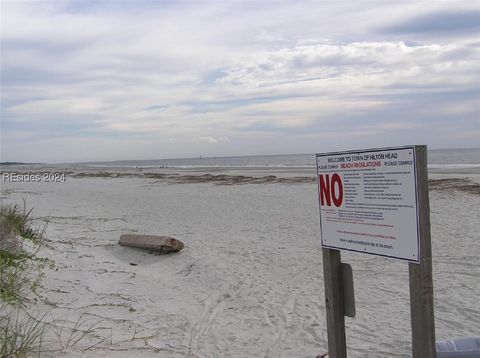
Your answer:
[316,146,420,262]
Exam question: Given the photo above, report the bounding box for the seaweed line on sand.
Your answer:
[2,170,480,192]
[70,172,480,192]
[428,178,480,195]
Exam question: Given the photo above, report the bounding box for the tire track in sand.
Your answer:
[188,288,226,355]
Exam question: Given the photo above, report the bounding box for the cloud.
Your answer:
[213,40,479,126]
[217,41,475,88]
[200,136,230,144]
[255,29,288,43]
[380,10,480,35]
[1,1,480,162]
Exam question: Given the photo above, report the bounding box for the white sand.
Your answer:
[1,169,479,357]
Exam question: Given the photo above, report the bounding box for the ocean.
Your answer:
[76,147,480,171]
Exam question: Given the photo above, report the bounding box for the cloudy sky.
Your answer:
[1,1,480,163]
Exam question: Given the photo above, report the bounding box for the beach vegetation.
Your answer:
[48,313,105,352]
[0,202,101,356]
[0,306,45,357]
[0,202,51,304]
[0,202,49,357]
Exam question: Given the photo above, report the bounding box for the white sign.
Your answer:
[316,146,420,262]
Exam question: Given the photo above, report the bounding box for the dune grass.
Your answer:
[0,203,110,356]
[0,203,49,304]
[0,203,48,357]
[0,306,45,357]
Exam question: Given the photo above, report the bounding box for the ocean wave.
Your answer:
[428,164,480,169]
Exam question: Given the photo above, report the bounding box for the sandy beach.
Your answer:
[1,166,479,357]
